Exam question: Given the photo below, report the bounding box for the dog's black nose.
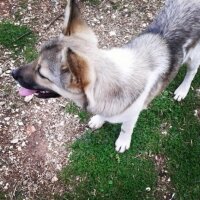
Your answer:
[11,69,19,80]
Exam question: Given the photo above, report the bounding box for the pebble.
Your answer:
[109,31,116,36]
[112,14,116,19]
[10,139,19,144]
[23,180,27,186]
[22,141,26,147]
[109,0,119,4]
[196,89,200,97]
[18,121,24,126]
[6,70,11,74]
[24,94,34,102]
[4,183,9,190]
[5,117,10,121]
[26,125,36,135]
[17,146,22,151]
[51,176,58,183]
[146,187,151,192]
[0,102,5,106]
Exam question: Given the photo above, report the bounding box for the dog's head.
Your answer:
[12,0,97,108]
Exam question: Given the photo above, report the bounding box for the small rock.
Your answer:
[23,180,27,186]
[142,23,147,27]
[161,131,168,135]
[109,31,116,36]
[18,121,24,126]
[22,141,26,147]
[17,146,22,151]
[6,70,11,74]
[112,14,116,19]
[0,102,5,106]
[51,176,58,183]
[5,117,10,121]
[10,139,19,144]
[196,89,200,97]
[0,68,2,75]
[26,125,36,135]
[146,187,151,192]
[4,183,9,190]
[59,121,64,126]
[24,94,34,102]
[109,0,119,4]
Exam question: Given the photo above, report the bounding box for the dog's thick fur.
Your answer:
[12,0,200,153]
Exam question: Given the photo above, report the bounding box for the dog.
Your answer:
[12,0,200,153]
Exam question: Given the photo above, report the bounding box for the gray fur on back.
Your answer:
[145,0,200,67]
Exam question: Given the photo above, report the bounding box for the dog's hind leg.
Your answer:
[115,120,138,153]
[174,63,199,101]
[174,44,200,101]
[114,108,142,153]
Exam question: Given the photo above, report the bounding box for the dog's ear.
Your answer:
[67,48,89,89]
[62,0,97,44]
[63,0,88,35]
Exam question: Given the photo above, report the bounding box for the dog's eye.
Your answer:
[61,66,70,73]
[37,65,47,79]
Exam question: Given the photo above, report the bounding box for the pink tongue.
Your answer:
[19,87,37,97]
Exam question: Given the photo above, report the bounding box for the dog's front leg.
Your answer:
[115,112,141,153]
[88,115,105,129]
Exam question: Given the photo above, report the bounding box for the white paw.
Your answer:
[174,84,190,102]
[115,134,131,153]
[88,115,105,129]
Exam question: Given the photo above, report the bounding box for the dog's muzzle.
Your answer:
[11,68,61,99]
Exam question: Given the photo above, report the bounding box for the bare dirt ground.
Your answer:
[0,0,164,199]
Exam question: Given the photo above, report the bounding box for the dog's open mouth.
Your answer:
[19,87,60,99]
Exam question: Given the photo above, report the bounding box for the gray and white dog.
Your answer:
[12,0,200,153]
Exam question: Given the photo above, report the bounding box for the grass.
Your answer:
[0,21,37,62]
[161,70,200,199]
[65,102,90,123]
[61,125,157,200]
[0,192,6,200]
[61,66,200,199]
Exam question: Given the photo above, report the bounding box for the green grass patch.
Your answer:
[61,125,157,200]
[62,66,200,199]
[0,21,37,62]
[0,192,6,200]
[65,102,90,123]
[160,69,200,199]
[111,2,121,10]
